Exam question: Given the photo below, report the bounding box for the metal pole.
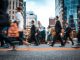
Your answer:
[24,1,26,29]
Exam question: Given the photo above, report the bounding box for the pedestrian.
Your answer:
[47,25,52,44]
[50,28,56,44]
[40,27,46,44]
[35,27,40,45]
[63,23,74,45]
[29,20,39,46]
[50,16,64,47]
[15,7,24,39]
[7,21,30,50]
[0,30,5,47]
[15,7,29,45]
[77,30,80,45]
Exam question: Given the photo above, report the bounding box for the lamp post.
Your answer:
[23,0,26,29]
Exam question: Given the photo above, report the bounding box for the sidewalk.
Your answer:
[0,39,80,60]
[0,38,80,51]
[0,47,80,60]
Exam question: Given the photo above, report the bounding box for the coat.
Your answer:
[55,20,62,34]
[8,23,19,37]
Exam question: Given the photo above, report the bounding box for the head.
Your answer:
[13,21,18,26]
[31,20,34,24]
[56,16,59,20]
[10,21,18,27]
[48,25,51,29]
[16,7,22,12]
[43,27,45,29]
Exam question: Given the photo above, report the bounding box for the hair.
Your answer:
[48,25,51,29]
[16,7,22,11]
[56,16,59,19]
[43,27,45,29]
[13,21,18,26]
[31,20,34,24]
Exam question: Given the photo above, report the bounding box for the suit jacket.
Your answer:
[65,26,72,35]
[31,24,36,36]
[55,20,62,34]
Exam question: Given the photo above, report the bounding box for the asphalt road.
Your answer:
[0,43,80,60]
[0,50,80,60]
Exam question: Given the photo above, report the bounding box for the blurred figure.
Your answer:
[64,23,74,45]
[50,16,64,47]
[50,28,56,44]
[35,27,40,45]
[0,0,10,47]
[7,21,30,50]
[30,20,38,46]
[77,30,80,44]
[0,0,10,26]
[47,26,52,44]
[0,30,5,47]
[15,7,25,45]
[40,27,46,44]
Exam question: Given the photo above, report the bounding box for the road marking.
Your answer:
[0,47,80,51]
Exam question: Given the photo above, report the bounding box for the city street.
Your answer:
[0,0,80,60]
[0,41,80,60]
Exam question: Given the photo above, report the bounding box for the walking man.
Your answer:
[30,20,39,46]
[50,16,64,47]
[64,23,74,45]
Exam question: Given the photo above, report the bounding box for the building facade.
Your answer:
[63,0,79,30]
[26,11,37,28]
[49,17,55,27]
[7,0,23,21]
[55,0,80,31]
[55,0,64,27]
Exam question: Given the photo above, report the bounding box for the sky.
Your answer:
[26,0,55,28]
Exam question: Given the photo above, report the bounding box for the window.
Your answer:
[12,16,14,19]
[13,11,14,14]
[9,11,11,14]
[13,1,14,9]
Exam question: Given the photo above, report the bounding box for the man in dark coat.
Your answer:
[29,20,39,45]
[64,23,74,45]
[50,16,64,47]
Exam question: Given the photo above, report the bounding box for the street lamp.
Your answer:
[23,0,26,29]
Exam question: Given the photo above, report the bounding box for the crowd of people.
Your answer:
[47,16,74,47]
[0,7,80,50]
